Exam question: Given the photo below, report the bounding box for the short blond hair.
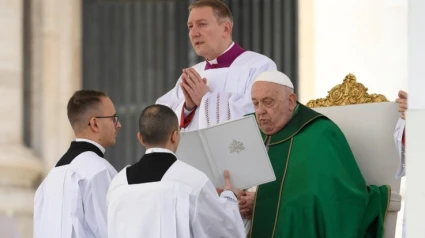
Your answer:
[189,0,233,23]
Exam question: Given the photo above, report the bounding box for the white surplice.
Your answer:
[156,49,276,131]
[34,139,117,238]
[107,149,245,238]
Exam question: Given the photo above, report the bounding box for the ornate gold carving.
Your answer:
[306,73,388,108]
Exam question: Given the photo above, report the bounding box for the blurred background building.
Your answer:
[0,0,407,237]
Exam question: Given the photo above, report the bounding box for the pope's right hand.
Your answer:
[239,192,255,219]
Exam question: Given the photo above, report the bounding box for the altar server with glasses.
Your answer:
[34,89,121,238]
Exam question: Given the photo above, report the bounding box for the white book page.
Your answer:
[175,130,219,186]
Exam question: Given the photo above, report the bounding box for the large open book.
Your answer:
[176,115,276,189]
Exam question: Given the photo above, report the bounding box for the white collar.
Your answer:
[145,148,176,156]
[75,138,106,154]
[207,41,235,65]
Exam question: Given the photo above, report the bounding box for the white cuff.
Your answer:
[183,106,194,117]
[220,190,237,203]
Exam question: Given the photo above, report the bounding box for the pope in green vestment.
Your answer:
[245,71,390,238]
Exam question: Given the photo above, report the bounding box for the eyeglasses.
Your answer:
[88,114,120,126]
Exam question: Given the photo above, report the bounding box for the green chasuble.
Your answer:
[249,103,390,238]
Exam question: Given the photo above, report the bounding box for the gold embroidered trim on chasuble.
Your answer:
[271,138,293,237]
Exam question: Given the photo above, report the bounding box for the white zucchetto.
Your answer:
[253,71,294,89]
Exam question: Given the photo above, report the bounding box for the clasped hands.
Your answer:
[180,68,209,111]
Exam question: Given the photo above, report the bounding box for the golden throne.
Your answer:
[307,74,402,238]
